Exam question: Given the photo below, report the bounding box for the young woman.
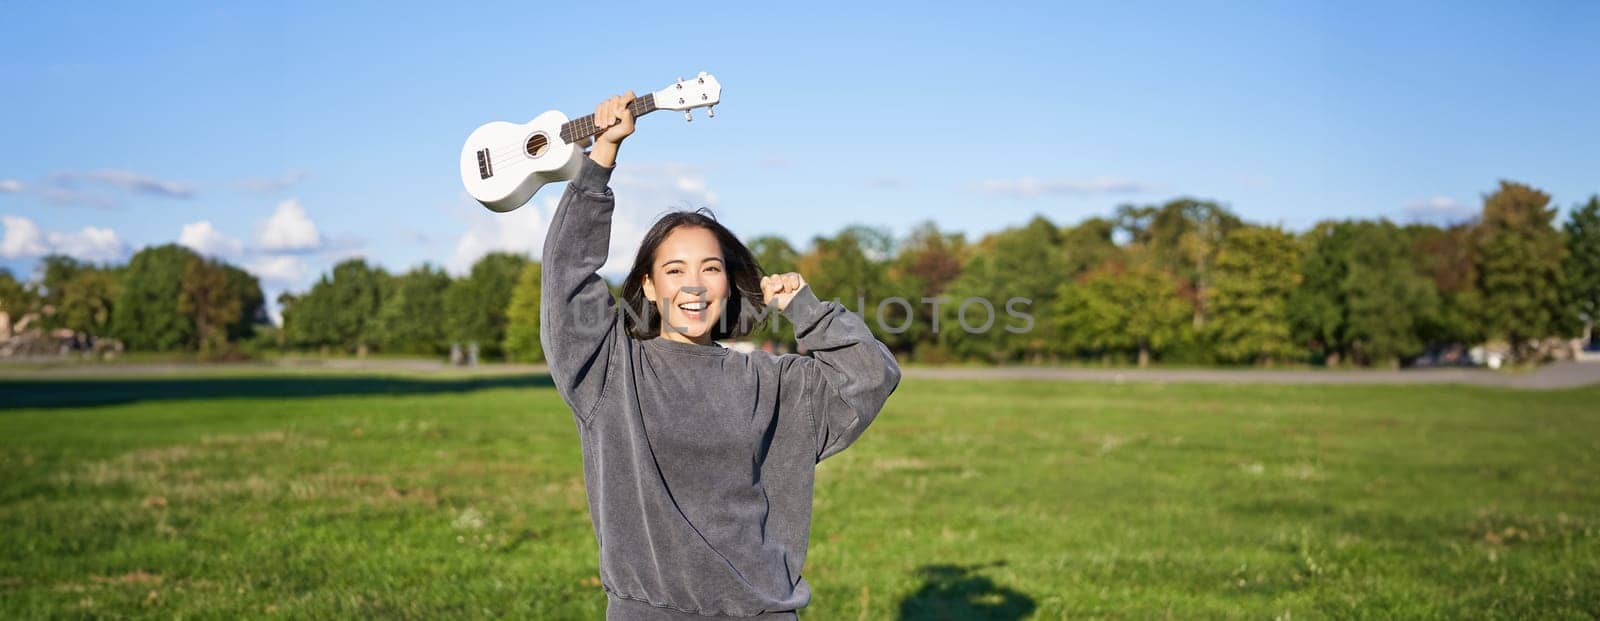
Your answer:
[540,92,902,620]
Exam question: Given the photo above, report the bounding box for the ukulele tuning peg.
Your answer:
[684,110,693,123]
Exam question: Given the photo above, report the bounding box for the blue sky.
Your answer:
[3,1,1597,321]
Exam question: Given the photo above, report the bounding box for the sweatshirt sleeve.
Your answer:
[780,284,903,464]
[540,155,624,424]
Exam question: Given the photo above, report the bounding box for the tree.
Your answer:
[1342,220,1437,367]
[503,261,544,363]
[1564,195,1600,342]
[35,255,87,329]
[749,235,800,275]
[1205,226,1300,364]
[57,268,122,339]
[1117,199,1243,328]
[795,225,895,353]
[445,252,529,359]
[1473,181,1569,361]
[330,259,390,353]
[1059,217,1121,277]
[941,216,1063,362]
[796,225,893,312]
[374,264,453,355]
[1290,220,1440,367]
[111,244,200,351]
[1288,221,1354,364]
[180,256,243,353]
[881,221,965,357]
[221,264,266,342]
[1057,258,1190,367]
[282,258,390,353]
[1407,222,1482,346]
[746,235,801,347]
[282,276,336,348]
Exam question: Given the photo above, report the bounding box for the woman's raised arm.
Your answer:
[776,282,903,463]
[539,157,623,423]
[539,93,636,423]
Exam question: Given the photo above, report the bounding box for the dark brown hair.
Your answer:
[620,208,767,340]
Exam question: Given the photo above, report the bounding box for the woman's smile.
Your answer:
[676,299,709,322]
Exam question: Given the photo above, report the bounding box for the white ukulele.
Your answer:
[459,72,723,212]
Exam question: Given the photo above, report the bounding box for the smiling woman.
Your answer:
[618,210,764,344]
[538,93,902,620]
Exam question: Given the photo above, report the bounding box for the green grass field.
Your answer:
[1,372,1597,619]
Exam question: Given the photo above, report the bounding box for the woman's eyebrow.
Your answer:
[659,257,723,268]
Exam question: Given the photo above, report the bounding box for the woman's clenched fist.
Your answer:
[761,272,806,312]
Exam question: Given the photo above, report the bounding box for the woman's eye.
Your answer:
[666,269,681,275]
[705,266,721,273]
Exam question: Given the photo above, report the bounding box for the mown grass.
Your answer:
[1,373,1597,619]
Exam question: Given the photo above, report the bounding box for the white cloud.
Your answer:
[248,255,308,285]
[178,220,243,258]
[0,180,23,193]
[84,169,195,198]
[449,194,552,276]
[978,176,1152,198]
[49,169,194,199]
[237,170,309,193]
[1,215,48,258]
[257,198,322,252]
[47,226,125,262]
[1404,196,1475,223]
[2,215,126,261]
[447,162,719,278]
[39,187,117,209]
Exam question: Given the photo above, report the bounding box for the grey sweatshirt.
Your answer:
[539,156,903,619]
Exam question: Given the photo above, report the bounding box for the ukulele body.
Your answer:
[458,109,585,213]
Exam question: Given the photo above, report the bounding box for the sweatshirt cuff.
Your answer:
[779,284,828,331]
[570,155,615,195]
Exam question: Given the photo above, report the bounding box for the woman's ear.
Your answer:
[642,274,657,303]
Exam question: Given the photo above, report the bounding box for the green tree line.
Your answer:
[4,181,1597,367]
[0,244,266,356]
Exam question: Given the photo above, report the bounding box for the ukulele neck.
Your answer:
[559,94,659,144]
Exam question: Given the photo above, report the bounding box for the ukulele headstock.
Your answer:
[653,71,721,121]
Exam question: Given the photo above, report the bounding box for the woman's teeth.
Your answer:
[677,301,707,319]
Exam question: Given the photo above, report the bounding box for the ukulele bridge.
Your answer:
[476,148,493,180]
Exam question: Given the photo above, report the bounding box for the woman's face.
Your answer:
[643,226,728,344]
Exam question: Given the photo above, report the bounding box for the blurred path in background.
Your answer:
[904,361,1600,390]
[3,359,1597,389]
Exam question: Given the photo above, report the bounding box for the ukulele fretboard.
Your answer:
[560,94,658,144]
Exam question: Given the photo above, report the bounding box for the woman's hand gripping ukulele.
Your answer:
[587,91,636,168]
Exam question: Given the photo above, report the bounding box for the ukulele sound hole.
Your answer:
[525,133,550,158]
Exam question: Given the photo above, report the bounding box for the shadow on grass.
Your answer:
[0,373,556,410]
[897,561,1036,620]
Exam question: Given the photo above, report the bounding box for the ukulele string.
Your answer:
[485,116,614,160]
[481,123,593,162]
[480,98,652,160]
[479,123,603,172]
